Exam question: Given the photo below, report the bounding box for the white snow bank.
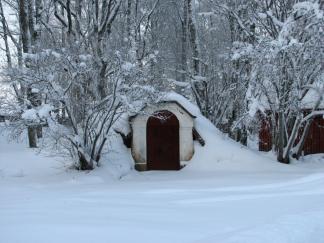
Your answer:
[0,129,62,179]
[2,92,324,181]
[99,134,134,179]
[185,114,287,172]
[142,92,293,173]
[1,95,324,243]
[0,125,135,181]
[195,211,324,243]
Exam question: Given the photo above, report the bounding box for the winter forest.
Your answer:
[1,0,324,242]
[1,0,323,169]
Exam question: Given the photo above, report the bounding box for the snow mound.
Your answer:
[99,134,134,179]
[0,125,135,181]
[1,92,319,182]
[162,92,292,172]
[185,114,288,172]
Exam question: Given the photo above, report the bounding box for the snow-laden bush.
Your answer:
[5,46,159,170]
[247,1,324,163]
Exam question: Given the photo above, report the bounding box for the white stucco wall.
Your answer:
[130,102,195,167]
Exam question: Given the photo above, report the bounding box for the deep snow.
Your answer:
[1,110,324,243]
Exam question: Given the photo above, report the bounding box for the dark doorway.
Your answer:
[147,110,180,170]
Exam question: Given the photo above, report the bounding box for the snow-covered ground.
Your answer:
[1,113,324,243]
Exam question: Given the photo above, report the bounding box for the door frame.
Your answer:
[146,110,180,170]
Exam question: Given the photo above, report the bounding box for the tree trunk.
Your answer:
[19,0,30,53]
[277,111,289,163]
[181,0,188,82]
[35,0,42,28]
[187,0,199,75]
[28,126,37,148]
[78,152,94,170]
[27,0,36,43]
[282,115,301,162]
[19,0,39,148]
[17,35,23,67]
[75,0,82,38]
[239,126,248,146]
[36,126,43,138]
[98,61,108,99]
[126,0,132,41]
[0,0,12,68]
[66,0,73,37]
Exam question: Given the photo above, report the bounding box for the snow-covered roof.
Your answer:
[301,89,324,109]
[162,92,201,117]
[249,72,324,113]
[129,92,199,121]
[253,88,324,113]
[113,92,201,136]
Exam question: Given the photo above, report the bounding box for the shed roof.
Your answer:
[301,89,324,109]
[129,100,197,121]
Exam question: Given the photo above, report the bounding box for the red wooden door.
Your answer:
[146,110,180,170]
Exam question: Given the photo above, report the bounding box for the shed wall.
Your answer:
[259,114,324,155]
[130,103,194,168]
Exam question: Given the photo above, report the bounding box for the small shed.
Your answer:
[258,90,324,155]
[259,111,324,155]
[127,101,204,171]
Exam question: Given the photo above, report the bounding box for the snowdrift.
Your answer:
[163,92,294,173]
[0,92,319,181]
[1,94,324,243]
